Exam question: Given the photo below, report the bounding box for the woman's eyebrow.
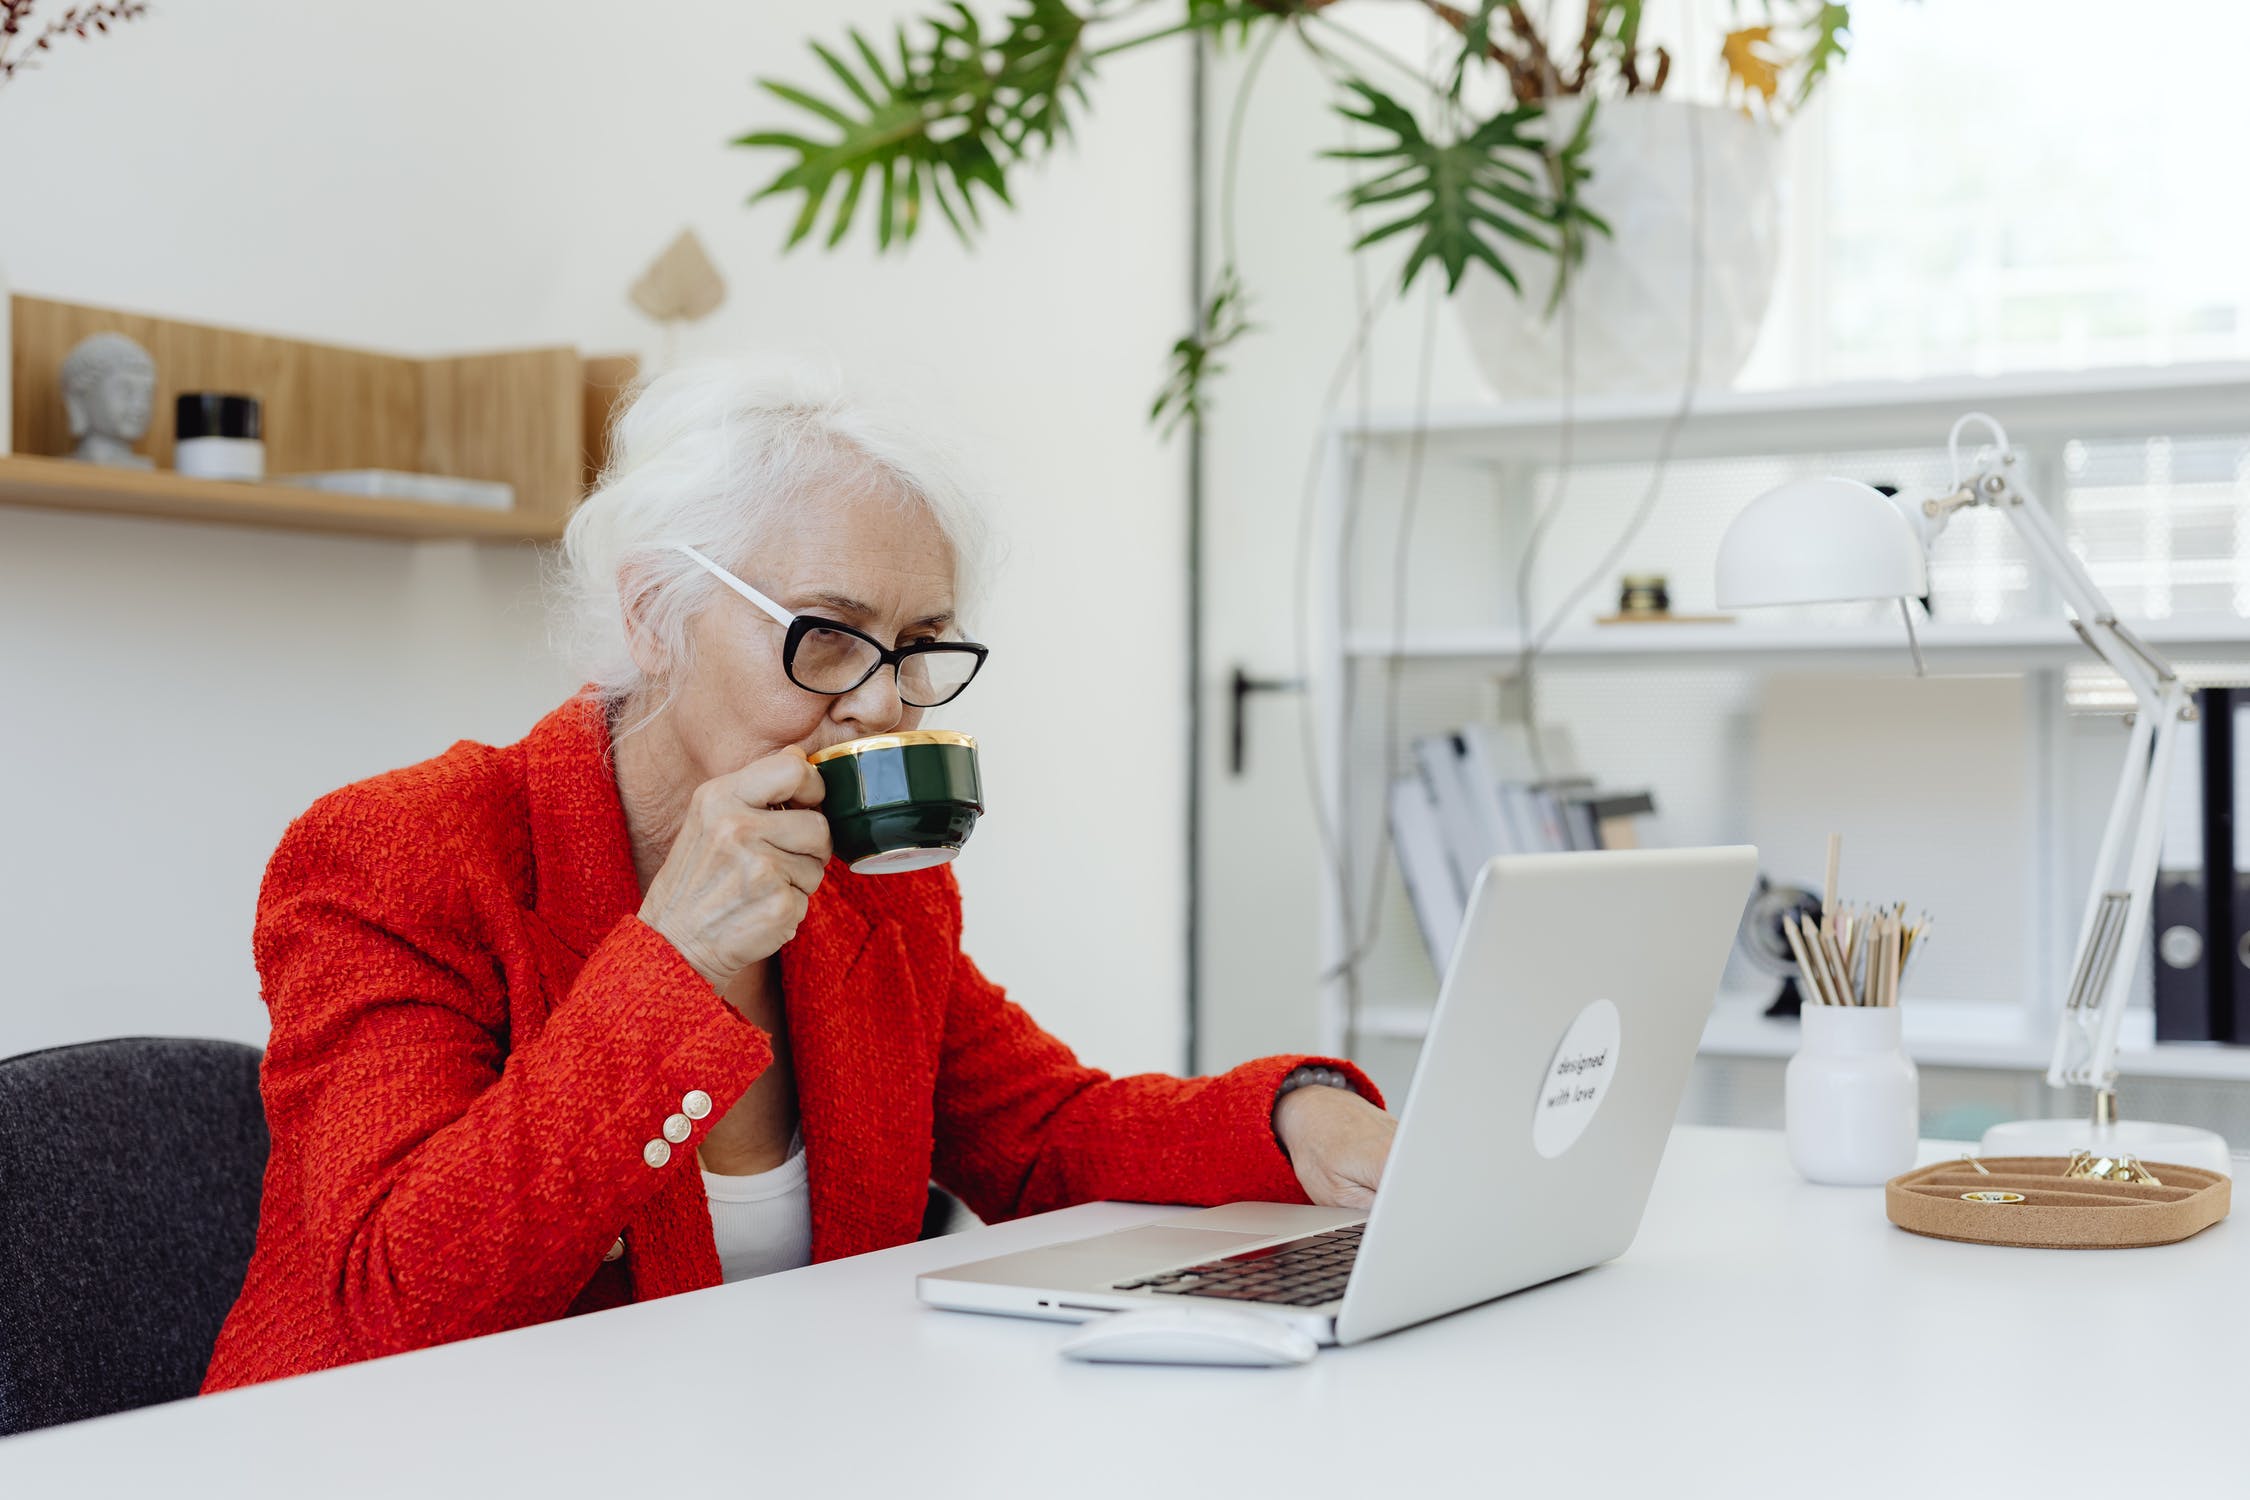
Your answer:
[801,591,877,619]
[802,591,955,631]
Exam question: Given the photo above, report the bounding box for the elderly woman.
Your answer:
[200,361,1395,1391]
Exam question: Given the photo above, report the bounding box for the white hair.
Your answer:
[552,357,994,735]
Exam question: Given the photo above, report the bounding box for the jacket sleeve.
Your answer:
[925,887,1383,1222]
[251,799,770,1360]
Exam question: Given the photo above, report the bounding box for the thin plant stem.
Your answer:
[1086,17,1224,60]
[1085,3,1282,62]
[1301,9,1452,101]
[1217,17,1286,270]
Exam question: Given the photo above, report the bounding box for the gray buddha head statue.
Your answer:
[61,332,158,468]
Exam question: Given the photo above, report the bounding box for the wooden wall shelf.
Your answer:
[4,295,634,543]
[0,454,565,541]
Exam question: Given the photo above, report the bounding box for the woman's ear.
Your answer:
[616,558,673,683]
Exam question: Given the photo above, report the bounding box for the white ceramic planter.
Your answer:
[1785,1004,1919,1186]
[1453,97,1784,400]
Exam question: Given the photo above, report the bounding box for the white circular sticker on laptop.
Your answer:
[1533,998,1622,1159]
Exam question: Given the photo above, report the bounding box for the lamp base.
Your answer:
[1979,1116,2233,1175]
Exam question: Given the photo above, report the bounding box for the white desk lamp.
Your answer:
[1715,412,2230,1172]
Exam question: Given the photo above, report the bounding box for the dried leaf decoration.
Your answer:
[629,228,727,325]
[1721,25,1783,107]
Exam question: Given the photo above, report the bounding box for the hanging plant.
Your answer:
[0,2,149,89]
[736,0,1853,429]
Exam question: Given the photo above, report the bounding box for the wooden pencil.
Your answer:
[1782,914,1825,1005]
[1782,917,1836,1007]
[1845,917,1870,1006]
[1823,835,1843,953]
[1813,919,1850,1007]
[1902,913,1932,970]
[1797,913,1842,1007]
[1822,929,1854,1006]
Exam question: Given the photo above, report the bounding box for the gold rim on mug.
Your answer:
[811,731,984,875]
[808,729,978,765]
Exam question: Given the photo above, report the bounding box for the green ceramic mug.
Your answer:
[809,730,984,874]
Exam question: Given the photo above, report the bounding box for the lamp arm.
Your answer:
[2045,678,2193,1092]
[1989,469,2176,716]
[1944,418,2194,1096]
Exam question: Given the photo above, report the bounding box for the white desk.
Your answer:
[2,1126,2239,1497]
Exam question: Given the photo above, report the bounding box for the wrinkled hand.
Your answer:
[639,750,832,991]
[1274,1084,1397,1211]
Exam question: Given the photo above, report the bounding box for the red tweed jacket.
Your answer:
[201,693,1376,1393]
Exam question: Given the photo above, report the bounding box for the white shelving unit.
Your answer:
[1344,617,2250,670]
[1354,990,2250,1083]
[1311,364,2250,1092]
[1338,361,2250,460]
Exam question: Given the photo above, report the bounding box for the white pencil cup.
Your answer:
[1785,1004,1919,1186]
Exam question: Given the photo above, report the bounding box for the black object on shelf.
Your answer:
[1737,876,1821,1019]
[1764,973,1810,1020]
[2207,688,2246,1044]
[2155,686,2247,1044]
[2152,868,2211,1041]
[174,392,261,441]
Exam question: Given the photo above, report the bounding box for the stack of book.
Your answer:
[1388,724,1657,972]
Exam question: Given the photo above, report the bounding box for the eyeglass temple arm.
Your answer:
[675,545,796,628]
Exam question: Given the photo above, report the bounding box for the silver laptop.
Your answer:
[918,846,1759,1347]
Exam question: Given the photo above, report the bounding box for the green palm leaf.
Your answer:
[735,1,1090,252]
[1794,3,1852,107]
[1151,265,1255,434]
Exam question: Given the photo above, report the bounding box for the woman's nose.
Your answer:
[835,667,906,734]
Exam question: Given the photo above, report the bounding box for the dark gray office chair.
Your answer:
[0,1037,267,1437]
[921,1183,973,1240]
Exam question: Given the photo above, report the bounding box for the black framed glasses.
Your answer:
[676,544,988,708]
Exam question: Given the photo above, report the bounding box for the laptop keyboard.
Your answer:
[1109,1223,1363,1308]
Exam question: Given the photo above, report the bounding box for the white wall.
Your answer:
[0,2,1192,1074]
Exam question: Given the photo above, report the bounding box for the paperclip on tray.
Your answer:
[1885,1156,2230,1249]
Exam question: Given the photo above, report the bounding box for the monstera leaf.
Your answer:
[1325,79,1608,297]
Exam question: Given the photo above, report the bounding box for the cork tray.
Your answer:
[1886,1156,2231,1249]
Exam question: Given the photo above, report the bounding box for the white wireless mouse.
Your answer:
[1057,1304,1320,1367]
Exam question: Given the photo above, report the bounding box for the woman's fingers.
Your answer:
[759,809,833,862]
[1279,1088,1397,1210]
[1329,1177,1377,1212]
[719,749,826,812]
[771,846,828,896]
[639,749,838,990]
